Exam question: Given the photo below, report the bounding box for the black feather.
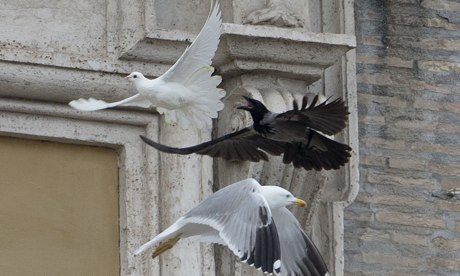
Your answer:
[139,94,352,171]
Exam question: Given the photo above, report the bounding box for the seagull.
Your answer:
[133,178,329,276]
[140,95,352,170]
[69,1,225,129]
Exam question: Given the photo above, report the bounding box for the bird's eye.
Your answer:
[286,194,290,198]
[133,75,137,78]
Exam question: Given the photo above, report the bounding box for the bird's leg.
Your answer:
[152,234,181,258]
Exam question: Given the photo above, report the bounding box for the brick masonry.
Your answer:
[344,0,460,275]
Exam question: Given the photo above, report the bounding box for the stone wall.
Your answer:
[344,0,460,274]
[0,0,358,275]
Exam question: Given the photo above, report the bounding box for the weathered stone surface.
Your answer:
[455,221,460,232]
[376,212,447,229]
[421,0,460,12]
[428,258,460,271]
[388,157,426,171]
[361,253,421,267]
[391,231,429,246]
[431,236,460,251]
[367,171,437,189]
[356,193,427,208]
[346,0,460,273]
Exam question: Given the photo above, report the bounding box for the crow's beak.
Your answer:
[237,96,254,110]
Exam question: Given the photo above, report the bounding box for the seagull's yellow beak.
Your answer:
[294,198,307,208]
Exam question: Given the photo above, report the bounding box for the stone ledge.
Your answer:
[0,23,355,105]
[121,23,356,82]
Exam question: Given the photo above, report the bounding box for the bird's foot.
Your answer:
[152,235,181,258]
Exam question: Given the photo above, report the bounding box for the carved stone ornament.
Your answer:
[244,0,304,28]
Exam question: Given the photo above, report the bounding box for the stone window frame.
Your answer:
[0,98,161,274]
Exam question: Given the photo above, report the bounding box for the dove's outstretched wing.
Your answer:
[159,1,222,84]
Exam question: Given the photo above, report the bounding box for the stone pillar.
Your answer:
[156,123,214,276]
[209,0,358,275]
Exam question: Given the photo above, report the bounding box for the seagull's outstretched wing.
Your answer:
[159,1,222,83]
[272,207,329,276]
[69,94,151,111]
[140,128,287,162]
[276,95,349,135]
[183,179,282,274]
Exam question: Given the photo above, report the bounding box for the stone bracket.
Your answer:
[120,23,355,83]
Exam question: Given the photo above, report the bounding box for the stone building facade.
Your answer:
[0,0,357,275]
[2,0,458,275]
[345,0,460,275]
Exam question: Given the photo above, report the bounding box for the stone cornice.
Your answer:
[0,23,354,105]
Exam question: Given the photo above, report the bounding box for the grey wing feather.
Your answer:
[183,179,281,274]
[272,207,329,276]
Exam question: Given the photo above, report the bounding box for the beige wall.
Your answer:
[0,137,119,275]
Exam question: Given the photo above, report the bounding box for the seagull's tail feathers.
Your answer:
[133,218,185,257]
[161,66,225,129]
[133,237,162,256]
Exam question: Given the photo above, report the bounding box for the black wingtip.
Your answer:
[139,135,149,143]
[139,135,161,149]
[139,135,192,154]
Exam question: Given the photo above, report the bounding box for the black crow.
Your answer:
[140,95,352,170]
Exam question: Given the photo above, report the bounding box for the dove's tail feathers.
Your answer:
[69,98,114,111]
[69,94,148,111]
[159,66,225,129]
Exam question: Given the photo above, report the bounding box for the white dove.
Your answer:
[69,1,225,129]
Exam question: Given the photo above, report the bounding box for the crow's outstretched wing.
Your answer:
[277,95,349,135]
[140,128,288,162]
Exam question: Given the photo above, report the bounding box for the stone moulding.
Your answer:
[0,24,355,106]
[121,23,356,82]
